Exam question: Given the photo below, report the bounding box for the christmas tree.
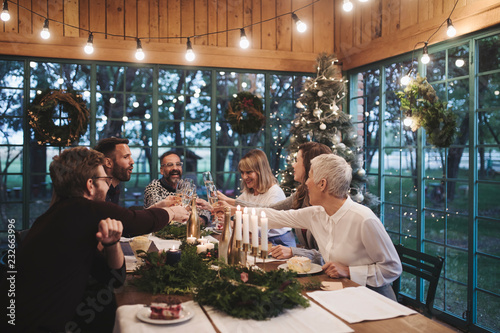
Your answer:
[281,53,379,209]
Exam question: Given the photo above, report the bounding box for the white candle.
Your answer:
[260,211,268,251]
[235,205,242,241]
[196,244,207,253]
[250,208,259,247]
[197,236,207,244]
[242,207,249,244]
[205,242,215,250]
[186,235,197,245]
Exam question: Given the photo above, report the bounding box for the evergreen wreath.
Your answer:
[225,91,265,135]
[27,89,90,146]
[396,74,457,147]
[194,265,309,320]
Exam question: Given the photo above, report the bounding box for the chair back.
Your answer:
[393,244,444,316]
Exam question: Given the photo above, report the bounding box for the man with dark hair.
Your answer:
[94,137,134,204]
[144,151,211,224]
[1,147,189,332]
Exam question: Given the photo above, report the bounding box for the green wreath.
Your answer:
[225,91,265,135]
[396,74,457,147]
[27,89,90,146]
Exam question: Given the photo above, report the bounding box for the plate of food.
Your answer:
[278,256,323,275]
[137,297,194,325]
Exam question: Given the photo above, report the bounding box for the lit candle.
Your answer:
[197,236,207,244]
[235,205,242,241]
[260,211,268,251]
[242,207,249,244]
[166,245,182,266]
[205,242,215,250]
[251,208,259,248]
[186,234,197,245]
[196,244,207,253]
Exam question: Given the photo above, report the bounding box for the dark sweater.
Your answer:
[2,197,170,332]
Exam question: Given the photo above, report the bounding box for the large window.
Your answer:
[0,60,308,244]
[349,28,500,332]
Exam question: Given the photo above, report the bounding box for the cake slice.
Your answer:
[287,256,312,273]
[150,296,182,320]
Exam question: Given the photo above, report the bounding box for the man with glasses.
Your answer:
[144,151,211,224]
[94,137,134,205]
[3,147,189,332]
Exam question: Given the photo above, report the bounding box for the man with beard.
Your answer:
[94,137,134,205]
[2,147,189,332]
[144,151,211,224]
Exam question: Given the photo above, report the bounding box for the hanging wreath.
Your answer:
[27,89,90,146]
[396,74,457,147]
[225,91,265,135]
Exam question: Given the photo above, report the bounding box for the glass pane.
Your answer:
[383,205,400,232]
[477,219,500,256]
[401,149,417,176]
[479,114,500,147]
[184,147,211,174]
[29,201,50,224]
[448,79,469,111]
[446,214,468,249]
[402,207,418,237]
[384,176,400,203]
[478,33,500,73]
[365,148,379,173]
[424,179,445,210]
[366,174,379,197]
[478,182,499,217]
[447,181,469,215]
[159,121,181,146]
[0,60,24,88]
[96,65,124,91]
[184,122,211,146]
[445,280,467,317]
[384,148,400,174]
[1,89,24,117]
[123,120,152,146]
[158,69,184,94]
[427,50,446,82]
[477,254,500,294]
[401,178,417,206]
[477,291,500,332]
[448,44,469,78]
[478,73,500,109]
[126,94,152,120]
[126,67,153,92]
[445,247,468,284]
[425,209,445,244]
[186,70,211,95]
[185,96,211,121]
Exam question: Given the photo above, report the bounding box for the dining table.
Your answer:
[114,237,456,333]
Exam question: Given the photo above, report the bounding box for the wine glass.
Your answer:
[203,171,214,188]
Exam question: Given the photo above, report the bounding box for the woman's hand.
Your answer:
[196,198,212,211]
[322,261,350,279]
[269,245,293,259]
[217,191,236,206]
[150,195,180,208]
[167,206,190,223]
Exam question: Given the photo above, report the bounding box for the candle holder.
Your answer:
[235,239,242,249]
[242,243,249,252]
[251,246,259,266]
[260,250,268,270]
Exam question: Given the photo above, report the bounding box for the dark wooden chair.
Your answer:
[393,244,444,317]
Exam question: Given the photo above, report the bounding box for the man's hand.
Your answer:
[150,196,180,208]
[167,206,190,223]
[96,218,123,245]
[196,198,211,211]
[322,261,350,279]
[269,245,293,259]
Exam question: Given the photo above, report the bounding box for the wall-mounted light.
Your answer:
[185,38,195,61]
[239,28,250,49]
[291,13,307,33]
[40,19,50,39]
[135,38,145,60]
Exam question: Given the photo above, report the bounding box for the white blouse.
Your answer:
[257,196,402,287]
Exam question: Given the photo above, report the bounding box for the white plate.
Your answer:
[278,263,323,275]
[136,306,194,325]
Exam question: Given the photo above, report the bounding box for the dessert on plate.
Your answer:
[150,296,183,320]
[287,256,312,273]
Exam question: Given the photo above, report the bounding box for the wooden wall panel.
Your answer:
[64,0,80,37]
[90,0,106,40]
[0,0,499,72]
[168,0,181,44]
[107,0,125,40]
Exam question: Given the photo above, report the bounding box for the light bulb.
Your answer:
[40,19,50,39]
[455,59,465,67]
[343,0,353,12]
[1,0,10,22]
[84,33,94,54]
[135,38,145,60]
[421,43,430,64]
[446,18,456,37]
[239,28,250,48]
[401,75,411,86]
[291,13,307,33]
[403,117,413,127]
[185,38,195,61]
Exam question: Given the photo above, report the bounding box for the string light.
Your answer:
[421,43,430,64]
[185,38,195,61]
[1,0,10,22]
[291,13,307,33]
[239,28,249,49]
[84,33,94,54]
[446,18,456,37]
[343,0,353,12]
[135,38,145,60]
[40,19,50,39]
[400,69,412,86]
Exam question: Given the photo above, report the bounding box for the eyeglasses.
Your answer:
[161,162,183,168]
[93,176,113,186]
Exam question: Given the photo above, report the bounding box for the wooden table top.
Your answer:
[115,259,455,333]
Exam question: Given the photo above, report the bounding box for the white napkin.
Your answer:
[113,301,216,333]
[147,236,181,252]
[307,286,417,323]
[204,300,353,333]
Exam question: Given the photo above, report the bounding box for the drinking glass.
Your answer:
[203,172,214,188]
